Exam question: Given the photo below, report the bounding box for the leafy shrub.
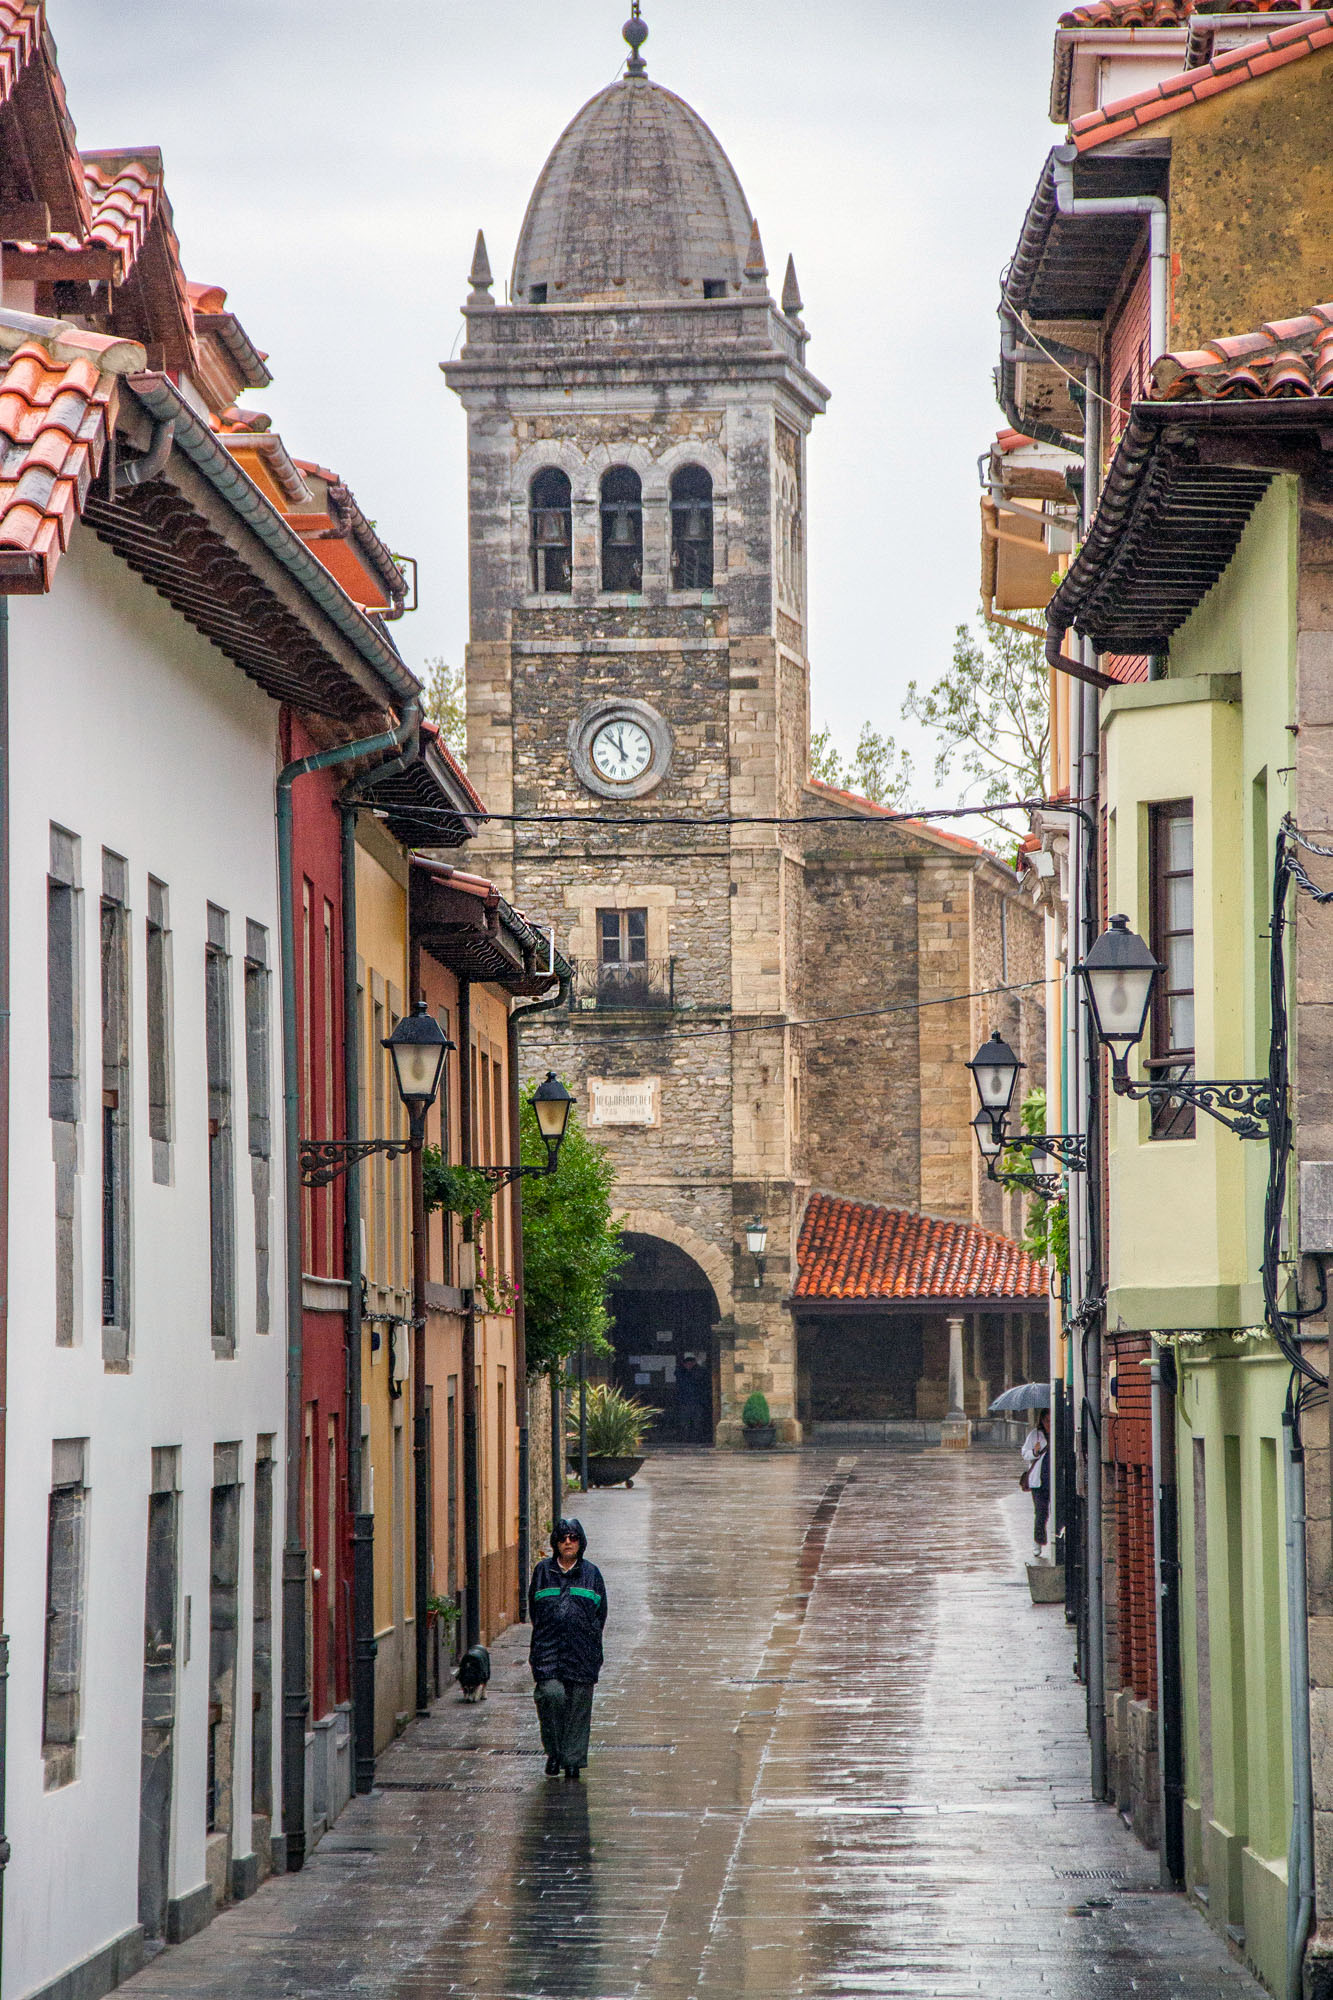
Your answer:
[742,1391,771,1428]
[568,1383,654,1457]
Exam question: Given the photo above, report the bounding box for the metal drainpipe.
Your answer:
[276,701,418,1870]
[1151,1342,1185,1883]
[1081,660,1108,1803]
[1285,1411,1315,2000]
[1053,150,1167,362]
[506,971,571,1619]
[459,978,482,1651]
[0,598,11,1947]
[337,717,422,1793]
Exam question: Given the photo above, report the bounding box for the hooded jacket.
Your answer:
[528,1518,608,1685]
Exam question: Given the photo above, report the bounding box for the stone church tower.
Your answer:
[445,16,1044,1443]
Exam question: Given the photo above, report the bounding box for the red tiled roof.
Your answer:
[794,1193,1048,1304]
[1153,302,1333,398]
[804,778,993,858]
[1072,11,1333,149]
[0,326,141,590]
[0,3,87,236]
[1061,0,1295,25]
[78,150,196,372]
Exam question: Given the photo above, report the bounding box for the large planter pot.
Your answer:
[743,1423,777,1450]
[569,1453,645,1488]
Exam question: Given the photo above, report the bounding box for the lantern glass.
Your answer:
[745,1218,768,1258]
[532,1072,573,1151]
[971,1108,1004,1160]
[384,1001,450,1110]
[966,1032,1022,1118]
[1076,914,1159,1055]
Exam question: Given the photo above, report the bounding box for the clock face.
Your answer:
[591,719,653,784]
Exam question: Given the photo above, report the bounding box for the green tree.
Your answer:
[809,720,914,809]
[423,656,466,762]
[519,1090,628,1375]
[902,608,1048,837]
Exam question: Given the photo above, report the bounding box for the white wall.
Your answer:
[3,530,287,1999]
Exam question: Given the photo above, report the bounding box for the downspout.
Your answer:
[337,717,422,1789]
[507,966,572,1618]
[1285,1410,1315,2000]
[1052,148,1167,363]
[1152,1342,1185,1883]
[0,598,11,1950]
[276,700,417,1869]
[459,978,482,1651]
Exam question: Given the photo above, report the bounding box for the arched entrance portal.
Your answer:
[607,1234,720,1444]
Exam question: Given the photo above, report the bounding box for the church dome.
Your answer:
[511,75,754,306]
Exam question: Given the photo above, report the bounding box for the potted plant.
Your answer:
[742,1391,777,1450]
[568,1383,654,1487]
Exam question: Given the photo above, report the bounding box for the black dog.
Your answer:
[456,1644,491,1702]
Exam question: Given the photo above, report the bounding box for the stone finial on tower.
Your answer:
[468,229,495,310]
[743,218,769,293]
[781,254,804,322]
[623,4,648,76]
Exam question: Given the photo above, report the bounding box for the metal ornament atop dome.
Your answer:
[623,3,648,76]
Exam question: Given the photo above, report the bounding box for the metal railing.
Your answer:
[570,958,675,1012]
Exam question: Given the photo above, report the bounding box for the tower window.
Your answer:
[529,284,548,304]
[703,280,727,300]
[600,467,643,593]
[529,468,572,594]
[599,909,647,965]
[671,465,714,590]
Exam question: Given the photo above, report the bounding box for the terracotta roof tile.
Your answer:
[1152,301,1333,398]
[0,3,88,236]
[1072,13,1333,149]
[76,151,197,372]
[1060,0,1293,23]
[804,778,993,857]
[0,332,125,588]
[793,1192,1048,1305]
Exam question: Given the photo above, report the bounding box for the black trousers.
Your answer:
[534,1678,594,1768]
[1032,1483,1050,1547]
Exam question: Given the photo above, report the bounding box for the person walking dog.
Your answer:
[529,1518,608,1780]
[1022,1411,1050,1559]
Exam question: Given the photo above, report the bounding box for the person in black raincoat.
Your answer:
[528,1517,608,1779]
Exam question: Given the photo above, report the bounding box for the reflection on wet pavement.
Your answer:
[123,1443,1264,1998]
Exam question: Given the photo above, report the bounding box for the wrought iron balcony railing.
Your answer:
[570,958,675,1012]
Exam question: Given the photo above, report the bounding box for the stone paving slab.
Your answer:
[120,1444,1266,1999]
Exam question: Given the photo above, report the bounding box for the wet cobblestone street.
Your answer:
[124,1445,1265,1998]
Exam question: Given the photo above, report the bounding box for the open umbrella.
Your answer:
[989,1382,1051,1413]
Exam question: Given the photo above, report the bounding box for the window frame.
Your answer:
[1147,799,1195,1140]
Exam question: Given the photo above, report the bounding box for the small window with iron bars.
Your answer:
[601,467,643,593]
[670,465,713,590]
[530,468,572,594]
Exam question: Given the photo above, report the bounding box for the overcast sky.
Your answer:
[55,0,1060,790]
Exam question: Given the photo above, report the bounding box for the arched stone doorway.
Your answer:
[607,1233,721,1444]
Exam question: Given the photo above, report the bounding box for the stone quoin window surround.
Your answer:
[244,921,272,1334]
[48,824,82,1348]
[43,1437,88,1789]
[100,850,132,1369]
[206,904,237,1354]
[529,466,573,594]
[600,465,644,593]
[1147,800,1195,1141]
[670,465,714,590]
[146,877,174,1186]
[207,1443,242,1841]
[251,1436,275,1819]
[565,884,675,968]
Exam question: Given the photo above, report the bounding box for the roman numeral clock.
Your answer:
[569,699,673,801]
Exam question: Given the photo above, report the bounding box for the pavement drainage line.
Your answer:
[662,1467,857,1992]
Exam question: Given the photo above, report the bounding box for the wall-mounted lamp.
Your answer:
[745,1216,768,1290]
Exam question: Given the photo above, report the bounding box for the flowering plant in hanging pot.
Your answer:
[741,1392,777,1450]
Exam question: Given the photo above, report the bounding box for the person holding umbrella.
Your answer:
[1022,1410,1050,1558]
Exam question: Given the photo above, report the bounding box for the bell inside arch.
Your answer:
[682,501,708,541]
[608,503,637,547]
[533,508,569,547]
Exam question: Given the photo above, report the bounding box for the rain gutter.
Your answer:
[276,702,419,1868]
[1051,147,1167,361]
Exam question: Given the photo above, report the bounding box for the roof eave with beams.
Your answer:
[1046,399,1333,652]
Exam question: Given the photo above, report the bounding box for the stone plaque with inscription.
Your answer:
[588,1076,660,1128]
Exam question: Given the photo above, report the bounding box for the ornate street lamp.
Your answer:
[745,1216,768,1289]
[386,1002,452,1136]
[531,1072,574,1174]
[1076,916,1274,1139]
[965,1031,1022,1125]
[965,1034,1087,1199]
